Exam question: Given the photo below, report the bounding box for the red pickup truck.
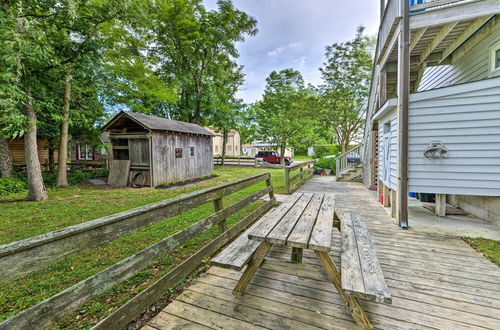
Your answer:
[255,150,292,166]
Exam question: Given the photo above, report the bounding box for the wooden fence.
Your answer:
[0,174,276,330]
[213,155,255,166]
[284,161,315,194]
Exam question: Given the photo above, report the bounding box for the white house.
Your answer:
[241,142,294,158]
[338,0,500,227]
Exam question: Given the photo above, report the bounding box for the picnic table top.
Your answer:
[248,192,335,252]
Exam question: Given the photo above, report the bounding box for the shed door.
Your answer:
[129,139,150,166]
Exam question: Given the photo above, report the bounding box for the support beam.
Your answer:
[397,0,410,229]
[410,27,427,52]
[413,62,427,92]
[435,194,447,217]
[439,16,492,63]
[383,183,390,207]
[418,22,458,66]
[391,189,397,218]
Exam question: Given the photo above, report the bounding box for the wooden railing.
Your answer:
[0,174,276,329]
[213,155,255,166]
[410,0,472,12]
[377,0,401,63]
[335,145,363,178]
[285,161,315,194]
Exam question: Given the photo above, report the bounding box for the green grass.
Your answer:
[0,166,285,245]
[0,166,286,328]
[464,237,500,265]
[293,155,315,161]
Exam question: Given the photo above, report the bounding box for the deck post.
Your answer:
[435,194,446,217]
[383,183,390,207]
[285,167,290,194]
[391,189,397,218]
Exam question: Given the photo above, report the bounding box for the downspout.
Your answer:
[398,0,409,229]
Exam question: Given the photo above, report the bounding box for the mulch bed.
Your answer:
[155,175,218,189]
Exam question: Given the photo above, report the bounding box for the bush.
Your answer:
[315,156,336,172]
[313,144,339,158]
[0,177,27,196]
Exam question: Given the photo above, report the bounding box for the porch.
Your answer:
[147,177,500,329]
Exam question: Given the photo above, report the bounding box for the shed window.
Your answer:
[189,146,195,157]
[78,145,93,160]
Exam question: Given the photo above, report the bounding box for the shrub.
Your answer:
[315,156,336,172]
[0,177,27,196]
[313,144,339,158]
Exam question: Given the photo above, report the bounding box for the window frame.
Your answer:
[189,146,195,157]
[490,41,500,75]
[78,144,93,160]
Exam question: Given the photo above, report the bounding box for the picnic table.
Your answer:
[212,192,391,329]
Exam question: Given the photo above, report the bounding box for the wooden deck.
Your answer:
[147,178,500,330]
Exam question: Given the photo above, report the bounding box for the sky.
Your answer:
[203,0,380,103]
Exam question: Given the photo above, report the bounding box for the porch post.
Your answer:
[396,0,409,229]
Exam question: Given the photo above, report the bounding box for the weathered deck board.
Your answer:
[148,179,500,330]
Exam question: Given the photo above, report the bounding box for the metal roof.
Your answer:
[103,111,215,136]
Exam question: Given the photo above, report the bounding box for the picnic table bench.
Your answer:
[211,192,391,329]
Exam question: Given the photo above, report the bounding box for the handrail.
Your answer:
[335,145,363,178]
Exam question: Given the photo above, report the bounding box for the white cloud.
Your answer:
[267,46,285,57]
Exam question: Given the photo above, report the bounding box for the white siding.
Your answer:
[419,23,500,91]
[378,109,398,190]
[408,76,500,196]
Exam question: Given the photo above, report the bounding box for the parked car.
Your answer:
[255,150,292,166]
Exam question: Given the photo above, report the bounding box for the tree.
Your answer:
[254,69,316,165]
[319,26,374,153]
[151,0,257,123]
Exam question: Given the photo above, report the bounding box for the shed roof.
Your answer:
[103,111,214,136]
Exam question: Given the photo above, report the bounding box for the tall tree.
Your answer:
[319,26,374,153]
[152,0,257,123]
[254,69,315,165]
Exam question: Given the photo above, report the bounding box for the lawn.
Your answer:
[293,154,315,161]
[464,237,500,266]
[0,166,285,328]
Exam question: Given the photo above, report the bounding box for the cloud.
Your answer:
[204,0,380,103]
[267,46,285,57]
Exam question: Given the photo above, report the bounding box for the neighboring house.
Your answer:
[242,142,294,158]
[6,138,58,166]
[350,1,500,226]
[206,128,241,156]
[102,111,214,187]
[70,133,110,163]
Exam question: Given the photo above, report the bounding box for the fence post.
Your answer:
[266,175,275,201]
[285,167,290,194]
[214,198,227,232]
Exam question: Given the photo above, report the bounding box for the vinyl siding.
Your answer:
[378,109,398,190]
[408,76,500,196]
[419,23,500,91]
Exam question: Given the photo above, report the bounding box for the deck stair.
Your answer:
[335,145,363,182]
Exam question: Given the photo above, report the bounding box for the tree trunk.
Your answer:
[56,67,72,186]
[221,129,228,167]
[280,145,286,166]
[194,99,201,125]
[48,146,55,172]
[0,137,13,178]
[23,89,48,201]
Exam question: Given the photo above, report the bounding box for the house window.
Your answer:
[189,146,195,157]
[215,145,219,152]
[78,145,93,160]
[235,145,239,152]
[227,145,232,151]
[491,42,500,74]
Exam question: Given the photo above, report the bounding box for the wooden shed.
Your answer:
[102,111,214,187]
